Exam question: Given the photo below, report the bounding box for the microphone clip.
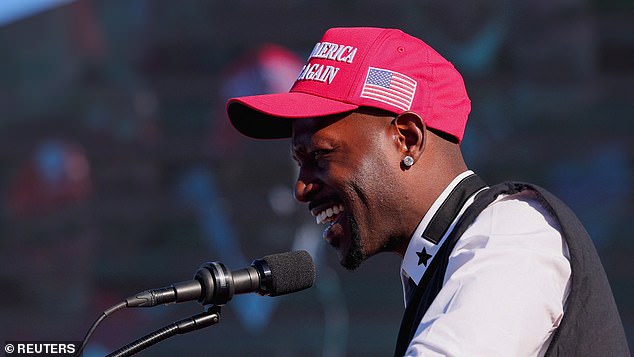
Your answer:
[106,305,222,357]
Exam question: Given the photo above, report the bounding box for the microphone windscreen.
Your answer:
[262,250,316,296]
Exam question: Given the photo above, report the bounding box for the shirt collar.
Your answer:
[400,170,486,303]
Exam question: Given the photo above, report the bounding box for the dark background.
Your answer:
[0,1,632,356]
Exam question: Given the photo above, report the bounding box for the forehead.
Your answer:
[291,110,389,148]
[292,114,347,144]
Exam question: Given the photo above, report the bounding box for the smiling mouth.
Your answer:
[312,204,345,224]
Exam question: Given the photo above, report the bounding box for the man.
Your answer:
[226,27,629,356]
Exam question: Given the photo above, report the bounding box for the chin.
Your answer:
[340,251,364,270]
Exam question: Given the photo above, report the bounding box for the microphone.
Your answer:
[125,250,315,307]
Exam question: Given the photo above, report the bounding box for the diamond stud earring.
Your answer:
[403,155,414,167]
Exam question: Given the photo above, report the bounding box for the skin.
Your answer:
[291,108,468,270]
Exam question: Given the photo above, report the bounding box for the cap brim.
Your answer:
[227,92,359,139]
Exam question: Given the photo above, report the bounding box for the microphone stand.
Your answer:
[106,305,222,357]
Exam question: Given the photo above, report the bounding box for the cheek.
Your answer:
[357,151,397,192]
[341,154,397,216]
[334,134,399,207]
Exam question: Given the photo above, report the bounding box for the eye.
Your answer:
[311,149,325,158]
[311,149,332,161]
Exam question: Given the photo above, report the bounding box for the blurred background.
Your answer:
[0,0,632,356]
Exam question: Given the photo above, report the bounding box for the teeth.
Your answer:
[314,204,345,224]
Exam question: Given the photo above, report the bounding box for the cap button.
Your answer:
[397,46,405,53]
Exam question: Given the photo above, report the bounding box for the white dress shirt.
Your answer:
[401,171,571,356]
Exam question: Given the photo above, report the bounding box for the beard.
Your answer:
[340,215,365,270]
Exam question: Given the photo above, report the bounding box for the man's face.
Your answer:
[291,110,403,269]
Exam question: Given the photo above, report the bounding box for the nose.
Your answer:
[294,176,319,203]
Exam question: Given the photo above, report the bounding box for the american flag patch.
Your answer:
[360,67,417,111]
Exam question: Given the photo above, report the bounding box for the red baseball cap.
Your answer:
[227,27,471,142]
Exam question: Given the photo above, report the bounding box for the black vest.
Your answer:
[395,181,630,356]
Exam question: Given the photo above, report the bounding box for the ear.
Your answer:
[393,111,426,163]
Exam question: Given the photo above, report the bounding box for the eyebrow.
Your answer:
[290,134,338,161]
